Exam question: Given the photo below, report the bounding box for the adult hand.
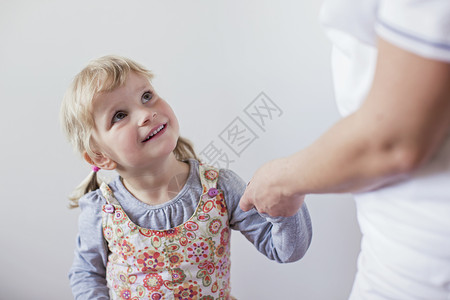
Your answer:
[239,157,305,217]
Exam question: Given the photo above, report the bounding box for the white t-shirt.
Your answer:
[320,1,450,299]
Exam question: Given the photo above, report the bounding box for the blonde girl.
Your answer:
[61,55,312,300]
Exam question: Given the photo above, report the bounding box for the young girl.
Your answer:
[61,55,312,300]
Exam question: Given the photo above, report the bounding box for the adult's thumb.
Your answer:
[239,193,254,212]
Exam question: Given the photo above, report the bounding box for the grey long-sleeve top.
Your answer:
[69,159,312,299]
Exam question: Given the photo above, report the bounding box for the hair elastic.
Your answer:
[92,165,101,173]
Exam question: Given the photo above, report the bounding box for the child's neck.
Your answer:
[119,156,190,206]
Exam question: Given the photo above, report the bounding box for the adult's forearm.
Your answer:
[240,38,450,217]
[285,113,414,196]
[285,38,450,196]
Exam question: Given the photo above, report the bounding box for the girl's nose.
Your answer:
[138,110,157,126]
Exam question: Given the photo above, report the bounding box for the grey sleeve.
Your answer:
[219,169,312,263]
[68,191,110,299]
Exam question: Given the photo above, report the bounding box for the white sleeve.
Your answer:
[376,0,450,61]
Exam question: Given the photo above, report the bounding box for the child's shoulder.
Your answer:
[78,187,106,209]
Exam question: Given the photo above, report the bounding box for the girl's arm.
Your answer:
[68,192,110,299]
[220,169,312,263]
[240,37,450,217]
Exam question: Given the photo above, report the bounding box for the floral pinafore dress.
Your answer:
[100,164,233,300]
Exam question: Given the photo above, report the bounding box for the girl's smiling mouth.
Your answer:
[142,123,166,142]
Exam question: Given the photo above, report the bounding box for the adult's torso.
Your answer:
[320,1,450,298]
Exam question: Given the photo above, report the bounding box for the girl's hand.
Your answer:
[239,158,305,217]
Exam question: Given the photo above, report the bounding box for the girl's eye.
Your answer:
[142,91,153,103]
[112,111,127,124]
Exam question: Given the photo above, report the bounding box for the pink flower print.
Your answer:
[216,244,225,257]
[168,252,184,268]
[208,218,222,235]
[143,273,164,291]
[113,208,127,224]
[220,228,230,246]
[216,256,230,279]
[165,227,182,240]
[173,282,200,300]
[118,287,132,299]
[150,292,164,300]
[214,195,227,216]
[118,239,135,260]
[187,241,210,264]
[171,268,186,284]
[136,249,165,273]
[103,226,114,241]
[204,169,218,181]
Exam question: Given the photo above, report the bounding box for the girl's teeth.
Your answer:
[146,125,164,140]
[151,125,164,136]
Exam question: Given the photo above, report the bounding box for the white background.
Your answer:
[0,1,361,299]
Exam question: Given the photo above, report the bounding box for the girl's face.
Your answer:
[90,72,180,173]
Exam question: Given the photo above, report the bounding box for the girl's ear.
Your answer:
[83,151,117,170]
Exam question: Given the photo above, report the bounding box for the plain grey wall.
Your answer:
[0,0,361,299]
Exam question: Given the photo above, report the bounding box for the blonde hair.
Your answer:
[61,55,198,208]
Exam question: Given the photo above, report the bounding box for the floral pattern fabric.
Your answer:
[101,164,233,300]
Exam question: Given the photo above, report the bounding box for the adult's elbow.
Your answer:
[390,145,427,175]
